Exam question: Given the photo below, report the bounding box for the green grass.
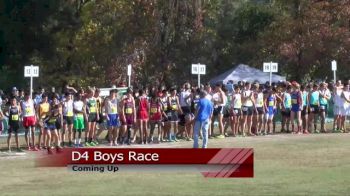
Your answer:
[1,133,350,196]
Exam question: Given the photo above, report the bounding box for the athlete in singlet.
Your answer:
[62,93,74,146]
[36,94,49,149]
[104,89,120,146]
[281,85,292,132]
[160,89,170,141]
[308,84,320,133]
[94,88,105,143]
[73,93,86,147]
[44,104,62,154]
[301,85,309,133]
[167,88,182,142]
[333,80,344,132]
[241,82,255,136]
[319,83,331,133]
[230,85,242,136]
[121,88,136,145]
[211,84,226,138]
[253,84,265,135]
[149,93,166,143]
[264,87,277,134]
[7,97,22,152]
[340,84,350,131]
[136,89,149,144]
[85,88,99,146]
[21,92,38,151]
[290,83,303,134]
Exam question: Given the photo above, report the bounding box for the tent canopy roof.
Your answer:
[209,64,286,85]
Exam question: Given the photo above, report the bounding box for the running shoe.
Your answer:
[85,142,91,147]
[17,148,24,153]
[78,143,84,148]
[215,134,225,139]
[89,142,96,146]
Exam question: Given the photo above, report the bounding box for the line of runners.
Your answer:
[1,80,350,153]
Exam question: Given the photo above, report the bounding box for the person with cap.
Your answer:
[193,90,213,148]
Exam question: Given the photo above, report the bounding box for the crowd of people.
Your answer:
[1,79,350,153]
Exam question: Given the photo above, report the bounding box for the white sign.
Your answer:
[192,64,206,75]
[24,65,39,77]
[331,60,337,71]
[191,64,199,74]
[199,64,206,75]
[263,62,278,73]
[127,64,132,76]
[263,63,271,72]
[271,63,278,72]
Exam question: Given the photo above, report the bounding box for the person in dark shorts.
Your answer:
[121,88,136,145]
[6,97,23,152]
[308,84,320,133]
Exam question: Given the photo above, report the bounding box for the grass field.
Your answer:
[0,131,350,196]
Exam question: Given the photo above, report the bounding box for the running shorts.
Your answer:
[254,107,264,115]
[107,114,120,127]
[88,113,97,122]
[309,105,319,114]
[23,116,36,128]
[64,116,74,125]
[242,106,253,116]
[74,115,85,130]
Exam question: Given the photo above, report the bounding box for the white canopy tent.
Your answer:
[209,64,286,85]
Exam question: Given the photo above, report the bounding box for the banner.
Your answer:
[36,148,254,178]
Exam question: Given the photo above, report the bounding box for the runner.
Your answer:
[211,84,226,138]
[264,87,277,135]
[230,85,242,136]
[51,94,63,147]
[281,85,292,133]
[85,88,100,146]
[301,85,309,133]
[167,88,182,142]
[104,89,120,146]
[36,94,50,149]
[340,84,350,131]
[21,92,38,151]
[290,82,303,134]
[204,84,213,138]
[241,82,255,136]
[179,83,193,140]
[44,104,63,154]
[73,93,86,147]
[148,93,166,143]
[121,88,136,145]
[253,84,265,135]
[94,88,104,143]
[160,89,170,142]
[308,84,320,133]
[62,93,74,146]
[6,97,22,152]
[333,81,343,132]
[319,82,331,133]
[136,89,149,144]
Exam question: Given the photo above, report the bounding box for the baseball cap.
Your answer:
[12,87,18,91]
